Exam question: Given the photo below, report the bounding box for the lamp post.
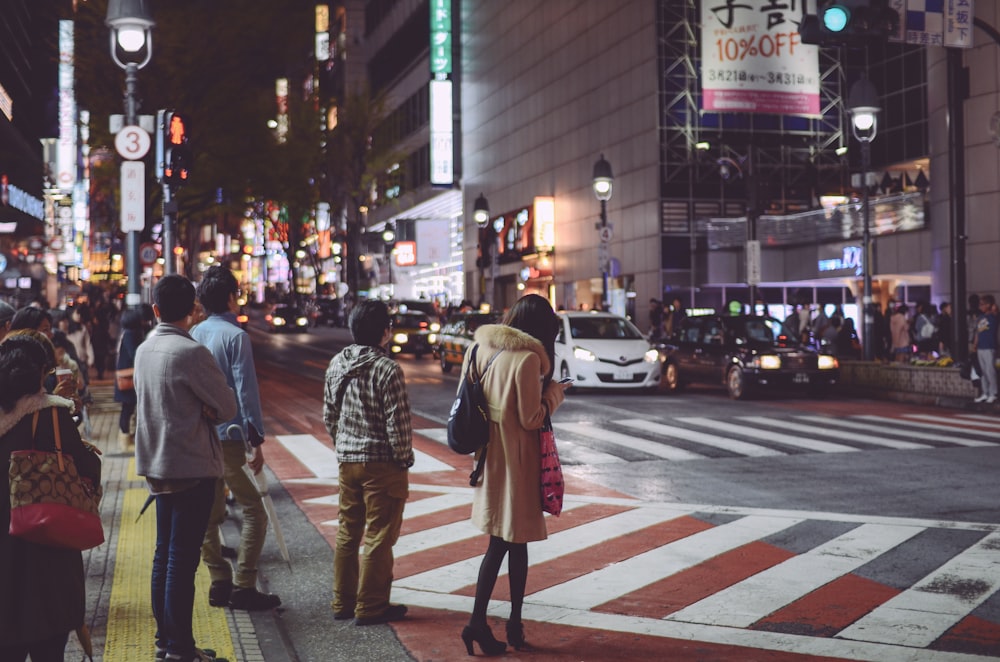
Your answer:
[592,154,613,310]
[847,77,880,361]
[106,0,153,309]
[473,193,493,308]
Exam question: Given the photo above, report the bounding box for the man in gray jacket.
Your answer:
[135,275,237,662]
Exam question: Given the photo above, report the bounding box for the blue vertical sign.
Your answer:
[430,0,452,74]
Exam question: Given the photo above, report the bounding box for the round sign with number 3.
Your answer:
[115,126,151,161]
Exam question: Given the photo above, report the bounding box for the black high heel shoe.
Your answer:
[461,624,507,656]
[506,620,527,651]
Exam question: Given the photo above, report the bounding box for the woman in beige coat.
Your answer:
[461,294,569,656]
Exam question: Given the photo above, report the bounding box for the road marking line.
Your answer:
[743,416,928,449]
[856,415,1000,444]
[528,515,801,610]
[390,587,990,662]
[618,419,785,457]
[904,413,1000,429]
[796,415,967,445]
[666,523,922,627]
[955,413,1000,423]
[679,417,858,453]
[275,433,452,474]
[838,530,1000,648]
[556,422,706,461]
[397,506,690,594]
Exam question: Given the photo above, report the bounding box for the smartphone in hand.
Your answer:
[558,377,574,384]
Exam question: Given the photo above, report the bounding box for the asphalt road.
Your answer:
[241,316,1000,661]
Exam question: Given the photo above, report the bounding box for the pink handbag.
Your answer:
[539,416,563,516]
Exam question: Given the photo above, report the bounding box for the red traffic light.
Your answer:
[168,114,188,145]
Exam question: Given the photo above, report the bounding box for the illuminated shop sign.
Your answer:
[57,21,76,193]
[429,80,453,185]
[817,244,862,276]
[0,175,44,220]
[430,0,451,74]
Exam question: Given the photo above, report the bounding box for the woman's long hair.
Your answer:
[502,294,560,386]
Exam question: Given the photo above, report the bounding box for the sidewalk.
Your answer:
[66,381,267,662]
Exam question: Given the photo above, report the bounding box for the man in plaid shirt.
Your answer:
[323,299,413,626]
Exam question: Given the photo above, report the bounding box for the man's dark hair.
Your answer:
[349,299,391,346]
[10,306,52,332]
[153,274,197,323]
[198,265,240,315]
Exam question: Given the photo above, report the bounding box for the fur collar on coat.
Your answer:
[473,324,551,376]
[0,391,72,439]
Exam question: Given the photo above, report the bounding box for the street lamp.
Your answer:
[847,77,880,361]
[106,0,154,309]
[592,154,613,310]
[473,193,494,307]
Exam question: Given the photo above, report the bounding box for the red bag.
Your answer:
[539,416,564,516]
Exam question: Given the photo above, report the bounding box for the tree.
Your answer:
[70,0,317,267]
[323,86,401,296]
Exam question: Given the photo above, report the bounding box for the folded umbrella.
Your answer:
[227,425,291,568]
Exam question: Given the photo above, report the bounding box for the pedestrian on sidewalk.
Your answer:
[972,294,998,403]
[0,333,102,662]
[114,309,143,452]
[323,299,414,626]
[134,275,237,662]
[462,294,570,655]
[191,265,281,611]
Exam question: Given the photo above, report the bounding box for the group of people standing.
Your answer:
[647,297,686,342]
[322,293,570,655]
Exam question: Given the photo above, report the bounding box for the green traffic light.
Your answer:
[822,5,850,32]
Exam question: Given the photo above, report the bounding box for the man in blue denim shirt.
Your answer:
[191,266,281,611]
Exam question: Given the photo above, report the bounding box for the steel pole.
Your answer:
[124,62,141,309]
[600,199,608,310]
[861,139,874,361]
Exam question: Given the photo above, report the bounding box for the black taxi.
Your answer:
[434,312,500,373]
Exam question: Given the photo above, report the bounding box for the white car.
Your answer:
[553,311,661,390]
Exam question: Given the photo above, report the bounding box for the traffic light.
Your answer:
[799,0,899,45]
[156,110,192,188]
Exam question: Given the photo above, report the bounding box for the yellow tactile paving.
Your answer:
[104,487,235,661]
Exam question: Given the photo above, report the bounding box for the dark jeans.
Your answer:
[152,478,216,658]
[0,631,69,662]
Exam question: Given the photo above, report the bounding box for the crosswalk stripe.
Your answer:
[794,415,969,446]
[679,417,858,453]
[555,422,706,461]
[666,523,923,628]
[398,505,688,594]
[555,440,627,465]
[744,416,929,450]
[617,419,785,457]
[955,413,1000,424]
[856,415,1000,445]
[275,434,339,477]
[528,514,802,610]
[838,530,1000,648]
[904,413,1000,429]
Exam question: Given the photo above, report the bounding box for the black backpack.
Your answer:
[447,344,502,485]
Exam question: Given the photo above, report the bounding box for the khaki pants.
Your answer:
[333,462,408,619]
[201,441,268,589]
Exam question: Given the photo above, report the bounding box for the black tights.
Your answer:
[469,535,528,628]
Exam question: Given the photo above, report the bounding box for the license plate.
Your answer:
[794,373,809,384]
[615,369,630,381]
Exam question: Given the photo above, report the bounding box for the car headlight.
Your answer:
[758,354,781,370]
[296,317,308,326]
[818,355,839,370]
[430,322,441,332]
[272,317,286,326]
[428,333,438,344]
[573,347,596,361]
[393,332,408,344]
[644,348,659,363]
